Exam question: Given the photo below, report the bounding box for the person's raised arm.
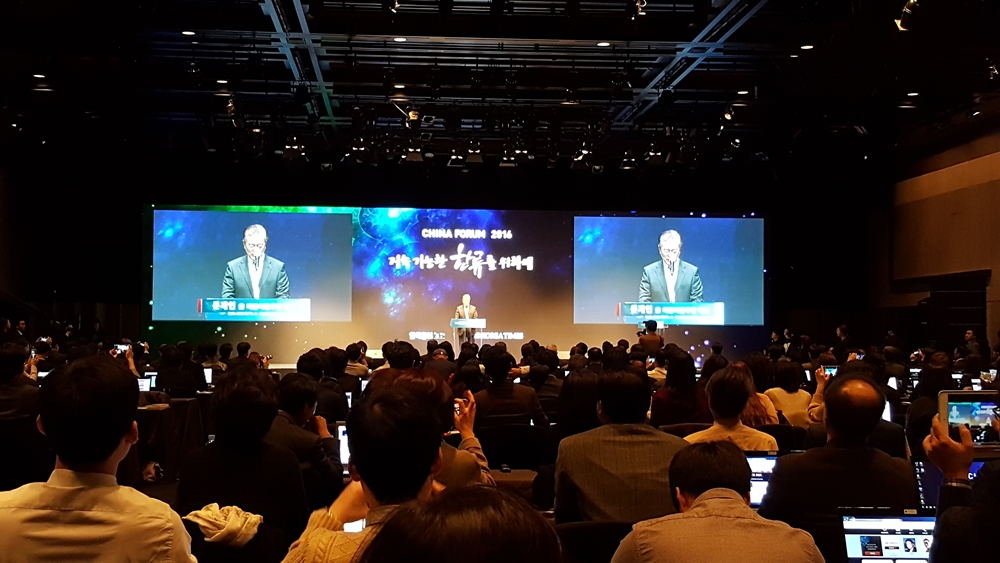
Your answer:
[454,390,495,486]
[923,414,974,515]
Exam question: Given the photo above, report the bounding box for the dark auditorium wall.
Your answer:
[878,129,1000,344]
[0,168,24,300]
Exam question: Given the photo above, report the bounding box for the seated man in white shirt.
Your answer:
[685,364,778,451]
[611,441,823,563]
[0,354,196,563]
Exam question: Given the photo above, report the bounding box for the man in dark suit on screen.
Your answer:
[638,229,703,303]
[221,224,290,299]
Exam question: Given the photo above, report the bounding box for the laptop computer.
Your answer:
[137,378,152,393]
[913,459,986,510]
[840,508,936,562]
[745,451,779,508]
[145,371,157,389]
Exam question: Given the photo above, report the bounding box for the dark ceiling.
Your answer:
[0,0,998,171]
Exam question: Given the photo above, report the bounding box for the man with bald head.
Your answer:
[638,230,704,303]
[758,374,918,562]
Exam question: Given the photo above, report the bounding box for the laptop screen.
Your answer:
[841,511,936,561]
[37,371,50,379]
[361,379,369,392]
[745,452,778,508]
[882,402,892,422]
[138,378,152,393]
[914,459,985,509]
[204,368,213,385]
[345,391,352,409]
[145,372,157,388]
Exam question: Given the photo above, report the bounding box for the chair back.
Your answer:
[658,422,711,438]
[757,424,807,451]
[476,422,542,469]
[556,521,634,563]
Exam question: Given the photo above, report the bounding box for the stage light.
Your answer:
[619,153,638,170]
[33,74,45,79]
[182,31,196,36]
[800,45,813,50]
[731,138,741,148]
[627,0,646,20]
[723,107,734,120]
[597,42,611,47]
[383,0,400,12]
[467,140,484,164]
[737,90,749,95]
[790,54,799,58]
[990,61,998,80]
[394,84,406,89]
[907,92,918,97]
[394,37,407,42]
[217,79,228,84]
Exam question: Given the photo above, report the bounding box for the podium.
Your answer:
[451,318,487,344]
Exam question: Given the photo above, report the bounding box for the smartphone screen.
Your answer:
[822,365,839,377]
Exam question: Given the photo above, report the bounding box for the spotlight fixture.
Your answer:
[403,138,424,162]
[383,0,400,12]
[895,0,918,31]
[731,138,741,148]
[723,107,734,120]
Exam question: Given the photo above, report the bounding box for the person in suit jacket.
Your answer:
[263,374,344,509]
[555,371,689,524]
[177,367,309,557]
[454,294,478,344]
[424,349,458,380]
[758,373,918,562]
[221,224,290,299]
[473,346,548,430]
[638,230,704,303]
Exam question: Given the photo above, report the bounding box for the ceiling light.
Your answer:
[898,105,917,109]
[181,31,196,36]
[790,54,799,58]
[217,79,228,84]
[907,92,918,97]
[597,42,611,47]
[800,45,814,50]
[33,74,45,79]
[394,84,406,89]
[737,90,749,95]
[394,37,407,42]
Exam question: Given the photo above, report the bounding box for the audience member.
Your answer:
[741,354,779,427]
[157,344,206,397]
[685,363,778,451]
[473,346,548,429]
[647,348,668,385]
[423,348,457,380]
[354,486,561,563]
[523,349,563,400]
[0,355,196,562]
[905,352,956,461]
[921,413,1000,561]
[199,342,226,372]
[343,343,369,378]
[282,387,443,563]
[264,373,345,509]
[177,367,309,556]
[649,349,712,428]
[420,339,439,364]
[557,355,601,439]
[555,371,689,523]
[696,353,728,390]
[638,320,664,355]
[218,342,234,368]
[297,350,349,421]
[611,441,823,563]
[225,341,254,370]
[370,368,494,487]
[764,362,810,427]
[0,343,38,419]
[758,373,918,561]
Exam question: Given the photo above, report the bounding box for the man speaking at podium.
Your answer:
[638,230,704,303]
[221,224,290,299]
[455,293,478,344]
